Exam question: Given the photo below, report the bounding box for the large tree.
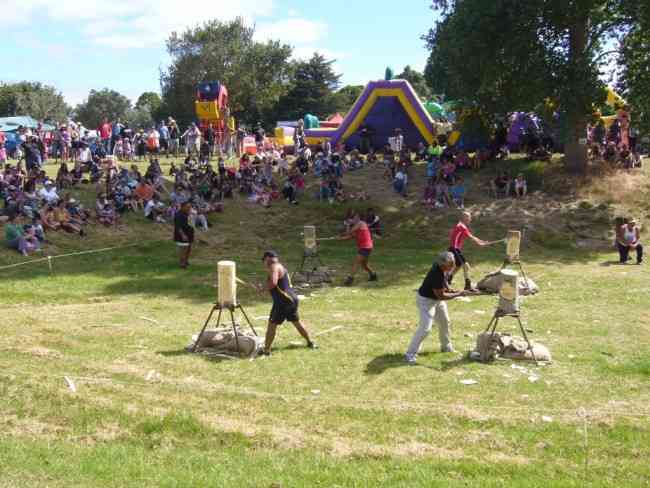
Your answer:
[160,18,293,128]
[275,53,342,121]
[616,11,650,133]
[75,89,132,128]
[333,85,364,113]
[397,65,432,101]
[425,0,650,173]
[0,82,70,123]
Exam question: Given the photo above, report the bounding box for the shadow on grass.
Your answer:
[364,354,409,375]
[157,348,243,364]
[437,355,474,371]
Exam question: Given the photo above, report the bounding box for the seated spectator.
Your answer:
[5,213,39,256]
[616,218,643,265]
[38,180,59,205]
[281,179,298,204]
[134,179,155,207]
[97,201,117,226]
[190,205,209,231]
[31,215,46,243]
[40,205,60,231]
[449,175,466,208]
[53,200,84,236]
[365,207,382,236]
[491,172,511,198]
[144,194,167,223]
[514,173,527,197]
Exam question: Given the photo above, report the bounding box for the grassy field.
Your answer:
[1,156,649,487]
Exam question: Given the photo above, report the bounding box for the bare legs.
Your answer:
[346,255,376,285]
[263,320,315,354]
[178,244,192,268]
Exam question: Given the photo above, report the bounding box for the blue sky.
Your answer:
[1,0,438,107]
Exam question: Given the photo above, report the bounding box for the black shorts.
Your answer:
[448,247,466,267]
[160,139,169,150]
[270,300,299,325]
[358,248,372,258]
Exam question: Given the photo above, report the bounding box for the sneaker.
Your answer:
[441,346,456,353]
[307,341,318,350]
[258,349,271,356]
[405,354,417,364]
[368,272,378,282]
[344,276,354,286]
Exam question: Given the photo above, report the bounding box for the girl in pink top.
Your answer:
[338,210,377,286]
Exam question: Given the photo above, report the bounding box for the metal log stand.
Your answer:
[296,246,332,285]
[191,303,258,356]
[483,309,537,363]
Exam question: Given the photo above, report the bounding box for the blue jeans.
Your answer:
[618,243,643,263]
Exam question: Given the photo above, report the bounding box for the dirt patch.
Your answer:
[0,414,66,439]
[21,346,64,359]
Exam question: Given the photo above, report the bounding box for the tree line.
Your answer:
[424,0,650,172]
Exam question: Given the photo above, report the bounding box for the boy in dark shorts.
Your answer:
[260,251,317,355]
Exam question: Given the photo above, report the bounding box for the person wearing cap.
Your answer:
[260,251,317,355]
[405,252,467,363]
[38,181,59,205]
[174,201,194,268]
[616,218,643,265]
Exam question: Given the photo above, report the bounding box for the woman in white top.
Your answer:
[616,218,643,265]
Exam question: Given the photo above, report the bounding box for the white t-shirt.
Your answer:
[79,148,92,162]
[39,187,59,203]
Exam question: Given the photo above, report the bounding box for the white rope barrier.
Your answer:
[0,243,145,272]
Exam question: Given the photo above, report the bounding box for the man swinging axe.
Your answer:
[259,250,318,356]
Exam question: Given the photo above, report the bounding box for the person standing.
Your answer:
[98,118,112,154]
[339,210,378,286]
[616,218,643,265]
[158,121,170,158]
[448,211,488,291]
[167,117,180,157]
[260,250,317,355]
[174,201,194,268]
[111,118,124,154]
[405,252,465,363]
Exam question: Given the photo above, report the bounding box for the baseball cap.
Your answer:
[261,250,278,261]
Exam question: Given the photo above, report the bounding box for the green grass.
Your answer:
[1,156,649,487]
